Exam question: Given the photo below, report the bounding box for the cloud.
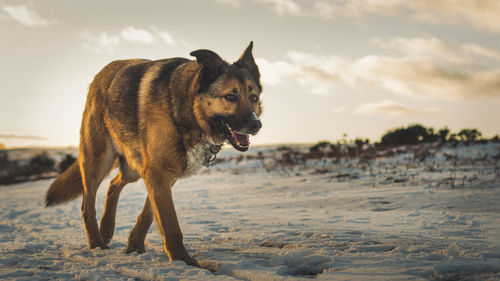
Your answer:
[311,0,394,19]
[214,0,500,33]
[256,51,347,95]
[461,43,500,62]
[255,58,296,85]
[336,1,500,32]
[2,5,55,26]
[0,133,47,140]
[404,0,500,33]
[257,0,302,16]
[150,25,177,45]
[80,30,121,54]
[355,100,444,117]
[156,30,175,45]
[351,55,500,100]
[120,26,155,44]
[258,37,500,100]
[80,26,185,54]
[372,37,466,64]
[211,0,302,15]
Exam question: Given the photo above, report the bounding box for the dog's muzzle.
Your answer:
[246,112,262,135]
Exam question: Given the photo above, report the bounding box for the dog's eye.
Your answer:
[248,85,253,91]
[249,94,259,103]
[224,94,238,102]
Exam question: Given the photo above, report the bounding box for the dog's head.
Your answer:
[192,42,262,152]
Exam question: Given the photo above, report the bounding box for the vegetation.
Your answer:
[457,128,482,143]
[0,150,7,170]
[58,154,76,173]
[0,152,75,185]
[381,124,438,147]
[28,153,55,174]
[309,141,331,153]
[309,123,492,153]
[301,124,495,165]
[379,124,490,147]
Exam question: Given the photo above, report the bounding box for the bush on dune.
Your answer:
[58,154,76,173]
[380,124,436,147]
[27,153,55,174]
[0,150,8,171]
[0,152,59,185]
[380,124,486,148]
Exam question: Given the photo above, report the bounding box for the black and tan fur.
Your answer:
[45,42,262,266]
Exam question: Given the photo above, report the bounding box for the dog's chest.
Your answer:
[182,142,219,178]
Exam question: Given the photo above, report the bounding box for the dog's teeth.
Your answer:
[238,142,248,148]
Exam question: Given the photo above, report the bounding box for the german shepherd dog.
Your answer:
[45,42,262,266]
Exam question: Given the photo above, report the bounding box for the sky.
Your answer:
[1,0,500,147]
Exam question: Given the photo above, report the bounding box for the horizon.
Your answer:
[1,0,500,148]
[2,123,496,150]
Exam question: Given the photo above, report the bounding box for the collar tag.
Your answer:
[203,144,221,168]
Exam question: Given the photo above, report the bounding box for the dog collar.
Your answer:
[207,144,221,166]
[201,139,221,168]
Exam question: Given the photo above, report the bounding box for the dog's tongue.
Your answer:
[232,132,249,146]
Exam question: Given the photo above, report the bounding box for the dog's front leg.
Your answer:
[143,167,199,267]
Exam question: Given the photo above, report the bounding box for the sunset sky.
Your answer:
[1,0,500,147]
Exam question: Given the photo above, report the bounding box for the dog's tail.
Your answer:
[45,162,83,207]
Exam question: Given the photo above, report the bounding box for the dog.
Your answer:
[45,42,262,266]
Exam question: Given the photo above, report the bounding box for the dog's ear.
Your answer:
[234,41,261,90]
[190,49,227,92]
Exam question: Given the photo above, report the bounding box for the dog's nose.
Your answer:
[247,112,262,134]
[249,119,262,132]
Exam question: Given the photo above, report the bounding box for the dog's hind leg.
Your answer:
[79,136,115,250]
[99,173,127,246]
[126,197,153,254]
[100,158,139,246]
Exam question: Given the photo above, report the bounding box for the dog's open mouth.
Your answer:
[224,122,250,152]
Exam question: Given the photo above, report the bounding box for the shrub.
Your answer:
[0,150,8,170]
[381,124,431,147]
[327,144,341,158]
[59,154,76,173]
[28,153,55,174]
[354,138,369,153]
[309,141,331,153]
[458,128,482,144]
[438,127,450,143]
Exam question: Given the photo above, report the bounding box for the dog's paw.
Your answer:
[125,243,145,254]
[89,240,108,250]
[100,228,114,246]
[183,256,200,267]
